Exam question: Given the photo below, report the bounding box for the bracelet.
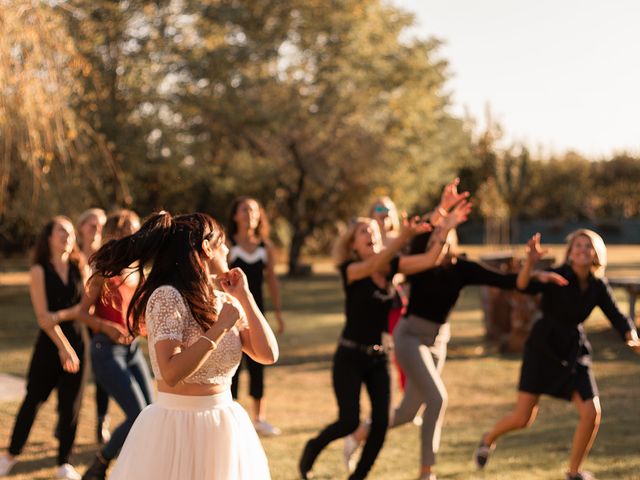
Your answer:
[200,335,218,350]
[437,206,448,217]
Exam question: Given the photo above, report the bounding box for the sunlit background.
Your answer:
[395,0,640,157]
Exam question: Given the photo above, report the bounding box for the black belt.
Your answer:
[339,337,387,356]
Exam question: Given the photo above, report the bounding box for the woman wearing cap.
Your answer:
[368,196,408,390]
[475,231,640,480]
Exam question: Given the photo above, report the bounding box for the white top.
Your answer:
[229,244,268,265]
[145,285,248,385]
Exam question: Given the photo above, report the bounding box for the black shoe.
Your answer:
[565,472,596,480]
[299,440,317,479]
[473,432,494,470]
[82,455,109,480]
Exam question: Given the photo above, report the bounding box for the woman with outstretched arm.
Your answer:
[475,231,640,480]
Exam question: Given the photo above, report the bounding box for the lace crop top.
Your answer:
[145,285,248,385]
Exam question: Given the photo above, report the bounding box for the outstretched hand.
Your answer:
[400,213,433,238]
[440,178,470,211]
[441,199,472,230]
[525,233,548,265]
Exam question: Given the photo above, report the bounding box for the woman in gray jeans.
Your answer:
[346,212,566,480]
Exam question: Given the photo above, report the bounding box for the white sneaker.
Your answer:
[0,455,17,476]
[56,463,81,480]
[253,420,281,437]
[343,434,359,473]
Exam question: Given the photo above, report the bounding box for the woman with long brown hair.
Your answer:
[0,216,88,479]
[228,197,284,436]
[476,231,640,480]
[90,211,278,479]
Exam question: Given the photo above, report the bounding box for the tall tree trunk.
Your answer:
[287,227,307,276]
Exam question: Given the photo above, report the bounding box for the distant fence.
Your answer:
[457,219,640,244]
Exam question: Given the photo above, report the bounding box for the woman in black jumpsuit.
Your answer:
[476,231,640,480]
[299,204,472,480]
[0,216,87,479]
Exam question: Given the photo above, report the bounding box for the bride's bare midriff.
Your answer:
[156,379,229,396]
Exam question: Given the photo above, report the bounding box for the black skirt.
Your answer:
[518,319,598,401]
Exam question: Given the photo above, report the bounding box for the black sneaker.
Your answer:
[565,471,596,480]
[299,440,316,479]
[81,455,109,480]
[473,433,494,469]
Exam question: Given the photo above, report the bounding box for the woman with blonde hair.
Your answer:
[76,208,111,444]
[367,196,408,393]
[299,201,471,480]
[475,230,640,480]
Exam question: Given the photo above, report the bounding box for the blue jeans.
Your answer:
[91,334,154,460]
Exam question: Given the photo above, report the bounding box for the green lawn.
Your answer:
[1,249,640,480]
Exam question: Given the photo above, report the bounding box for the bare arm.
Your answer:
[29,265,80,373]
[154,310,238,387]
[346,217,431,283]
[222,268,279,364]
[427,177,471,226]
[516,233,544,290]
[77,275,128,343]
[399,199,472,275]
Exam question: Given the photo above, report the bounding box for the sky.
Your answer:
[393,0,640,158]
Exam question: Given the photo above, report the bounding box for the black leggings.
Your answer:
[9,333,87,465]
[302,346,390,479]
[231,353,265,400]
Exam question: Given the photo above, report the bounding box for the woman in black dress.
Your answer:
[475,231,640,480]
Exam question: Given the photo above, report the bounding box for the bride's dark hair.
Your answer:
[90,211,225,335]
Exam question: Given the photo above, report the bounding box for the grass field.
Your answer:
[1,246,640,480]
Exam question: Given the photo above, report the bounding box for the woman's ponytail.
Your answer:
[90,211,173,278]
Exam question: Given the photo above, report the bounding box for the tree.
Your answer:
[170,0,470,273]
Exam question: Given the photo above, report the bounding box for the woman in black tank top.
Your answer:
[227,197,284,437]
[0,216,88,479]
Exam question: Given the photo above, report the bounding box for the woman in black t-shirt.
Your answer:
[299,204,470,480]
[0,216,87,479]
[476,231,640,480]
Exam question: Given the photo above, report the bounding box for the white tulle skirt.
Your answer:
[109,390,270,480]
